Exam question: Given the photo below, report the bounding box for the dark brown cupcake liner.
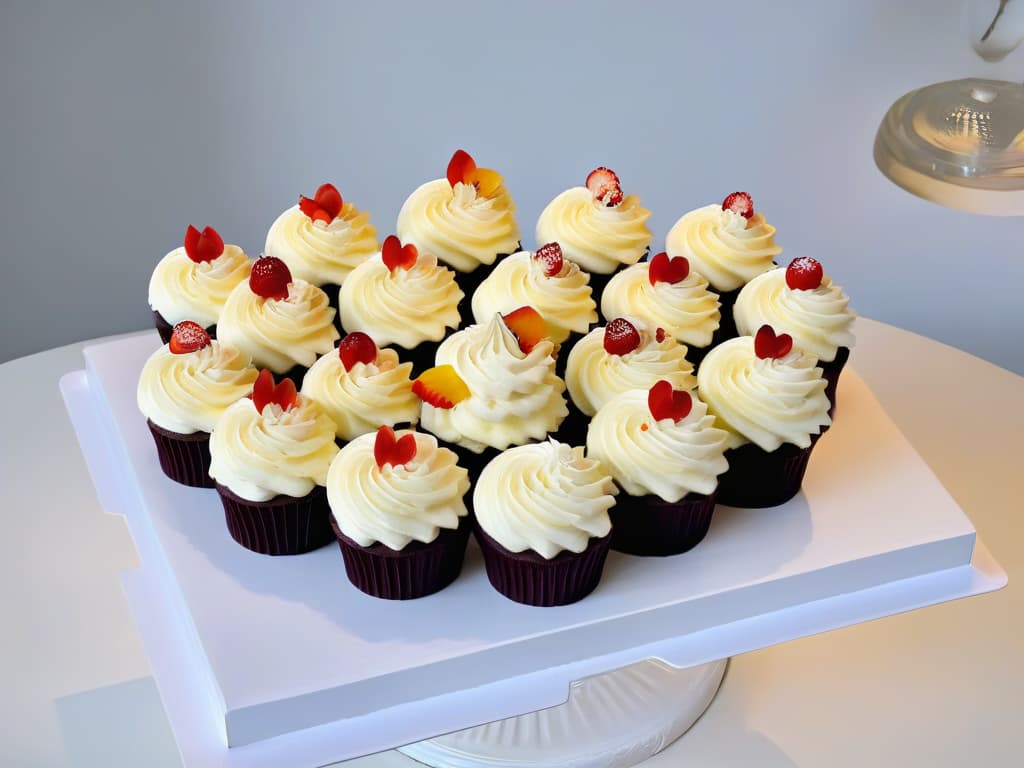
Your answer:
[215,483,334,556]
[330,514,471,600]
[474,524,611,606]
[146,419,215,488]
[716,441,814,508]
[610,489,717,556]
[819,346,851,422]
[151,309,216,346]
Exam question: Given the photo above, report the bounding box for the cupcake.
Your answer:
[733,257,856,415]
[696,326,830,508]
[535,167,653,301]
[208,369,339,555]
[148,225,251,344]
[264,182,379,322]
[414,308,568,475]
[396,149,520,304]
[587,382,729,556]
[473,440,617,606]
[601,252,722,367]
[471,242,597,370]
[300,332,420,444]
[327,426,471,600]
[338,235,463,374]
[137,321,258,487]
[564,316,695,443]
[217,255,340,386]
[664,192,781,338]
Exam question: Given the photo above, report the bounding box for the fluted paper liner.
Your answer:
[216,483,333,556]
[716,442,814,508]
[610,490,717,556]
[146,419,215,488]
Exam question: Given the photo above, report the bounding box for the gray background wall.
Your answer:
[2,0,1023,374]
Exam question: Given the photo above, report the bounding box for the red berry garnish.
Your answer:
[168,321,211,354]
[249,256,292,300]
[722,191,754,219]
[586,167,624,207]
[298,183,344,224]
[785,257,824,291]
[447,149,476,188]
[183,225,225,264]
[648,252,690,285]
[534,242,564,277]
[251,369,298,413]
[373,425,418,470]
[338,332,377,371]
[603,318,641,356]
[412,365,470,409]
[754,325,794,360]
[502,306,548,354]
[381,235,418,272]
[655,327,666,343]
[648,380,693,423]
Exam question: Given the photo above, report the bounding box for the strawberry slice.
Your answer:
[586,167,623,207]
[299,183,343,224]
[785,257,824,291]
[754,325,793,360]
[168,321,211,354]
[648,380,693,423]
[251,369,298,413]
[648,252,689,285]
[381,235,418,272]
[338,332,377,371]
[722,191,754,219]
[603,318,641,356]
[534,242,564,277]
[249,256,292,300]
[412,365,470,409]
[374,425,418,470]
[183,225,225,263]
[502,306,548,354]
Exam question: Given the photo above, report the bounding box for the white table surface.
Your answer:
[4,318,1022,767]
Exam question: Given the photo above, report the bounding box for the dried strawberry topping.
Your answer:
[381,235,418,272]
[785,257,824,291]
[168,321,211,354]
[374,425,418,470]
[298,183,343,224]
[648,380,693,423]
[603,318,641,356]
[249,256,292,300]
[183,225,225,264]
[338,332,377,372]
[534,242,564,277]
[251,369,298,413]
[648,252,689,285]
[754,325,793,360]
[722,191,754,219]
[586,167,623,207]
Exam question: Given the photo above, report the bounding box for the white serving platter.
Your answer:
[60,332,1006,768]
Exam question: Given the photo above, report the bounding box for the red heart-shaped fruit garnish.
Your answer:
[381,235,418,272]
[183,225,225,263]
[447,149,476,188]
[785,257,824,291]
[373,425,418,469]
[648,251,689,285]
[647,380,692,423]
[251,369,298,413]
[299,183,343,224]
[168,321,211,354]
[754,325,793,360]
[722,191,754,219]
[249,256,292,300]
[534,242,564,277]
[603,317,641,356]
[338,332,377,371]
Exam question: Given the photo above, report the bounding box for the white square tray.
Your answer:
[61,332,1006,768]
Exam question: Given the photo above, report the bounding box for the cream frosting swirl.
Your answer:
[136,341,258,434]
[535,187,653,275]
[733,267,856,363]
[208,395,339,501]
[419,314,568,452]
[587,389,729,502]
[566,318,696,417]
[665,204,782,293]
[696,337,830,452]
[300,348,420,442]
[601,262,721,348]
[338,252,462,349]
[396,178,520,274]
[327,430,469,549]
[470,250,597,345]
[217,278,340,373]
[473,440,616,559]
[148,245,251,327]
[264,202,379,287]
